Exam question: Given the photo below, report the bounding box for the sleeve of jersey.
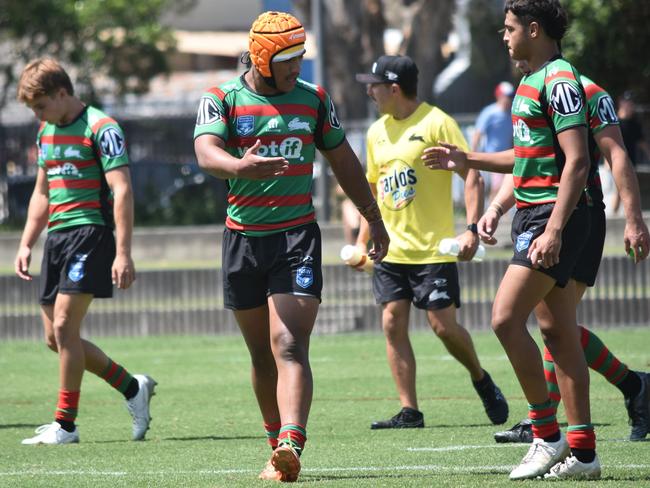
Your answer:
[474,107,489,133]
[95,121,130,171]
[193,89,229,141]
[437,115,470,152]
[36,127,46,169]
[546,76,587,133]
[315,91,345,150]
[588,90,619,134]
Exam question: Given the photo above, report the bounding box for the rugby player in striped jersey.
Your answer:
[423,0,602,480]
[15,58,156,445]
[194,11,389,482]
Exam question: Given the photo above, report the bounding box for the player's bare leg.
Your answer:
[234,305,280,423]
[427,305,483,380]
[382,299,418,409]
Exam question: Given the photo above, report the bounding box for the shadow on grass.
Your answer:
[0,423,40,429]
[163,435,261,442]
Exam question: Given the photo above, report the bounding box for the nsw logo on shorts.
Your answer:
[296,266,313,289]
[516,230,534,252]
[68,253,88,283]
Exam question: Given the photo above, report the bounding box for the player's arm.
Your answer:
[528,126,590,268]
[321,139,389,262]
[456,167,483,260]
[470,128,483,152]
[595,126,650,262]
[478,173,516,245]
[15,167,49,280]
[194,135,289,180]
[105,166,136,289]
[422,145,515,173]
[355,184,377,255]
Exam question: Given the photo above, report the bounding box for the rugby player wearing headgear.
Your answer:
[194,11,389,483]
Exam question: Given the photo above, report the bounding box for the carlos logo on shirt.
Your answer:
[378,160,417,210]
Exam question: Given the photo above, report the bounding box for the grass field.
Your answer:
[2,328,650,487]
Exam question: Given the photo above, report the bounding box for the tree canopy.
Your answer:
[0,0,192,111]
[559,0,649,101]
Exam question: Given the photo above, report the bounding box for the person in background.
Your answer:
[15,57,156,446]
[355,54,509,433]
[471,81,515,204]
[609,91,650,215]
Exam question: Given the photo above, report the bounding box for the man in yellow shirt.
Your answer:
[355,55,509,428]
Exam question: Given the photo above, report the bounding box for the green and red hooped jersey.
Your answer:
[511,56,588,207]
[36,106,129,232]
[193,74,346,236]
[581,75,619,207]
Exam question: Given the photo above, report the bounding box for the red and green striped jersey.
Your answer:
[193,74,345,236]
[36,106,129,232]
[581,75,619,207]
[511,56,587,207]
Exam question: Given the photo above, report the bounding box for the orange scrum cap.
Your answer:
[249,11,306,78]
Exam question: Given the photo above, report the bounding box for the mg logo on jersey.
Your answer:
[597,95,619,124]
[550,81,583,116]
[328,98,341,129]
[513,119,531,142]
[196,96,222,126]
[99,128,126,158]
[236,115,255,136]
[378,160,417,211]
[236,137,303,160]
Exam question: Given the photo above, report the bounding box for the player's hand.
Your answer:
[367,220,390,263]
[112,253,136,290]
[478,209,500,245]
[421,142,468,172]
[624,218,650,263]
[528,228,562,269]
[349,242,369,272]
[456,231,479,261]
[15,246,32,281]
[236,139,289,179]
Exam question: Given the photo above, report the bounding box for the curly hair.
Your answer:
[504,0,569,41]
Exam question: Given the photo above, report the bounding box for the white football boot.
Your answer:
[125,374,157,440]
[21,422,79,445]
[544,454,601,480]
[509,433,569,480]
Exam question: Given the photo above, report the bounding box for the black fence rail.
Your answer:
[1,257,648,340]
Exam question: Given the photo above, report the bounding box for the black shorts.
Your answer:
[40,225,115,304]
[572,206,606,286]
[222,223,322,310]
[511,203,590,287]
[372,262,461,310]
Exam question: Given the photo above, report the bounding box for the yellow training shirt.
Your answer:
[366,102,469,264]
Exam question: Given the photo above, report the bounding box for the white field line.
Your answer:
[1,463,649,477]
[407,444,523,452]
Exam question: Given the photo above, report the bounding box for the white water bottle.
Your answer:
[340,245,374,273]
[438,238,485,262]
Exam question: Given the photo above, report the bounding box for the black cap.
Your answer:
[355,55,419,90]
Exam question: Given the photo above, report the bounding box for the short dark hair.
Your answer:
[504,0,569,41]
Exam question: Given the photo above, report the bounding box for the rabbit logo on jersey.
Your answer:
[378,160,417,210]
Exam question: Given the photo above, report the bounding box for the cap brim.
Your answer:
[355,73,386,84]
